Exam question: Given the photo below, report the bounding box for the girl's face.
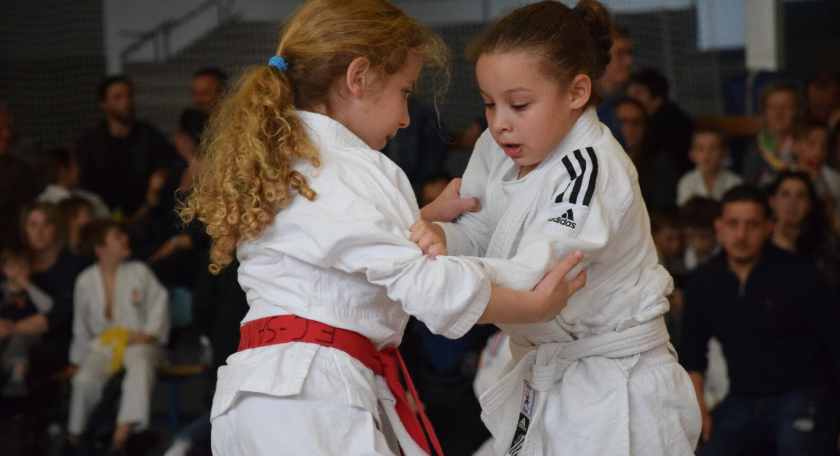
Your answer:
[343,53,422,151]
[476,52,581,177]
[770,178,811,225]
[25,209,58,252]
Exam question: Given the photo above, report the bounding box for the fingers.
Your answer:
[568,270,586,295]
[550,250,584,279]
[457,197,482,213]
[428,243,447,260]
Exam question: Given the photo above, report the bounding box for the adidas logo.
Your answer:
[518,417,528,430]
[548,209,576,228]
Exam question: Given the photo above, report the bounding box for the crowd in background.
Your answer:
[0,19,839,456]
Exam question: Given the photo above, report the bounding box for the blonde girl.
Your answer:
[411,1,701,454]
[181,1,585,455]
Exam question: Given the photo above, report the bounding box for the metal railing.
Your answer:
[119,0,235,66]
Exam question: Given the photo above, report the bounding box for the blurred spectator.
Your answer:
[680,185,840,455]
[677,128,743,206]
[742,80,801,187]
[596,22,633,145]
[191,67,228,116]
[381,98,448,201]
[0,248,51,397]
[768,171,840,294]
[14,203,85,377]
[36,148,109,217]
[790,120,840,231]
[616,97,680,210]
[75,76,176,221]
[807,71,840,125]
[0,100,41,166]
[626,69,694,173]
[58,197,95,255]
[678,197,721,273]
[67,220,168,454]
[650,205,684,273]
[0,104,38,252]
[143,109,210,288]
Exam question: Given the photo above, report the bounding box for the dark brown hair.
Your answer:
[78,219,123,259]
[791,118,828,141]
[692,126,726,147]
[467,0,612,106]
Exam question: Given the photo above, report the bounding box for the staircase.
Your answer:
[125,20,281,136]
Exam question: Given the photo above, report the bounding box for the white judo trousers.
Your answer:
[440,108,701,455]
[210,111,493,456]
[68,261,169,435]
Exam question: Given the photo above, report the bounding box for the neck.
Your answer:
[701,168,720,189]
[727,255,759,283]
[107,117,132,138]
[32,246,60,273]
[768,128,789,146]
[99,258,122,273]
[772,222,800,252]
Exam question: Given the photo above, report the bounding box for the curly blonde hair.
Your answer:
[181,0,449,273]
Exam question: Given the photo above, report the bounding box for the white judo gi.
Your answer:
[68,260,169,435]
[438,107,701,456]
[210,111,492,456]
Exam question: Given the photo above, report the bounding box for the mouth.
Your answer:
[502,143,523,158]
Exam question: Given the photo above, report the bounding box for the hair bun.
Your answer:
[574,0,612,79]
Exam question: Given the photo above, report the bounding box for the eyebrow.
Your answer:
[479,87,533,96]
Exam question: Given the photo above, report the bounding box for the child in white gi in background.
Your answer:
[179,1,586,455]
[410,1,701,455]
[67,220,169,453]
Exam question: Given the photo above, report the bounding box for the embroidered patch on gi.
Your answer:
[508,380,537,456]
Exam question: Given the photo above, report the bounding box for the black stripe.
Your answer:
[582,147,599,206]
[555,182,571,203]
[561,155,577,180]
[568,149,587,204]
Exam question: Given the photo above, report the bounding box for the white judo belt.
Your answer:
[479,318,670,456]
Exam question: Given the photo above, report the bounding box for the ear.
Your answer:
[713,218,723,237]
[568,74,591,110]
[343,57,373,99]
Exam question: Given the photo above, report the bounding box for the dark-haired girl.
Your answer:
[410,1,700,454]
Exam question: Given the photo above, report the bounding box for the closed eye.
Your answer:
[512,104,528,111]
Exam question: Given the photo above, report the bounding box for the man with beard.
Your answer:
[679,184,840,455]
[75,76,175,221]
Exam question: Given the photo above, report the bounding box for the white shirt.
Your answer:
[212,111,491,421]
[676,168,744,206]
[70,260,169,365]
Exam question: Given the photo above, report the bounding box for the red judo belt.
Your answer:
[238,315,444,456]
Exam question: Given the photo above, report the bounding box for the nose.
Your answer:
[399,103,410,129]
[490,110,510,135]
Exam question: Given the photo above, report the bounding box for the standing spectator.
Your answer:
[596,22,633,145]
[191,67,228,116]
[790,120,840,230]
[742,80,801,187]
[0,103,38,252]
[626,69,694,173]
[616,97,680,210]
[381,98,448,202]
[75,76,175,221]
[0,100,41,166]
[679,185,840,455]
[807,71,840,125]
[768,171,840,295]
[677,128,743,206]
[36,148,109,217]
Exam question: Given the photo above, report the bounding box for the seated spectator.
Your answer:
[58,197,95,255]
[616,97,680,209]
[626,69,694,173]
[0,248,53,397]
[680,185,840,455]
[807,71,840,125]
[36,148,109,217]
[790,120,840,230]
[0,100,41,166]
[144,109,210,288]
[678,196,721,273]
[742,80,801,186]
[677,128,743,206]
[596,22,633,146]
[75,76,175,222]
[768,171,840,294]
[191,67,228,116]
[3,202,85,382]
[0,104,38,252]
[650,205,684,275]
[67,220,169,453]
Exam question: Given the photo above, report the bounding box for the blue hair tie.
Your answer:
[268,55,288,72]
